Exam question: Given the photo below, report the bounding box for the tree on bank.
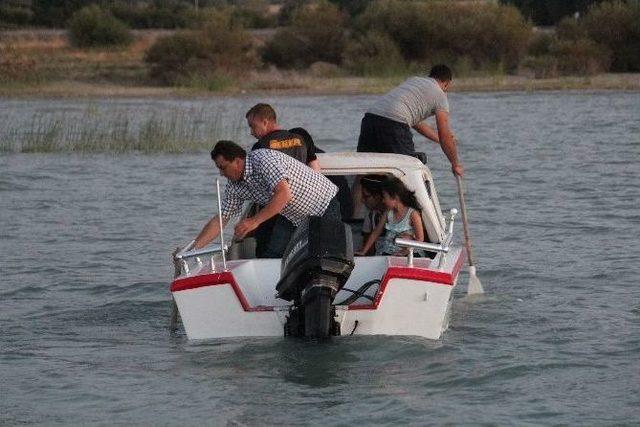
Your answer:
[144,10,258,86]
[262,1,347,69]
[67,5,132,48]
[522,0,640,76]
[355,0,531,73]
[581,0,640,71]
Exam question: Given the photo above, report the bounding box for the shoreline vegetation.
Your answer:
[3,0,640,99]
[0,106,238,153]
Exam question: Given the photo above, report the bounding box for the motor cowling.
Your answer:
[276,214,354,338]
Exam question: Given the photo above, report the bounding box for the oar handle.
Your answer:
[456,175,475,267]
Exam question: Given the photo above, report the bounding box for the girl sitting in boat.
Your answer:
[356,176,424,256]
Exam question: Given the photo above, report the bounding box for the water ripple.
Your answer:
[2,92,640,425]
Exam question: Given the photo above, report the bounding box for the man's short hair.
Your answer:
[245,103,277,122]
[429,64,452,82]
[211,140,246,161]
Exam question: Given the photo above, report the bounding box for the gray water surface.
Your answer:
[1,92,640,425]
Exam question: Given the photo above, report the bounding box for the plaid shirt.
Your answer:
[220,149,338,226]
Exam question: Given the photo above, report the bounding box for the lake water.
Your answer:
[1,92,640,425]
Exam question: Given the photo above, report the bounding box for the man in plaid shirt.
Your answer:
[193,140,340,258]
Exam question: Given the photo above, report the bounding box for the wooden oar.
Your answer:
[456,175,484,295]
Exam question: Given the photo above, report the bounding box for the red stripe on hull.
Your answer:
[171,271,274,312]
[349,252,465,310]
[170,252,464,313]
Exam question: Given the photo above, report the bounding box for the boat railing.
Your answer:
[395,208,458,268]
[174,241,228,275]
[174,178,229,276]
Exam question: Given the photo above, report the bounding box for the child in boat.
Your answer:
[356,176,424,256]
[360,175,386,255]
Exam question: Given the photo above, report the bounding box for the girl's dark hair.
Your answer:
[381,176,421,211]
[360,174,384,197]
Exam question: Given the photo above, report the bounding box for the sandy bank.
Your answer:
[1,73,640,99]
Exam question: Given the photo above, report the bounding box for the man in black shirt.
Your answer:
[246,103,319,170]
[243,104,320,256]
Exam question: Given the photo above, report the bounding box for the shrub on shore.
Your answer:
[144,11,258,86]
[262,2,347,69]
[551,38,611,75]
[526,31,554,57]
[342,31,407,76]
[522,1,638,76]
[355,0,531,73]
[67,5,132,48]
[581,0,640,72]
[522,39,611,78]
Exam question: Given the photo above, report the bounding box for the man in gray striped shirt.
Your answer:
[192,141,339,258]
[357,64,463,177]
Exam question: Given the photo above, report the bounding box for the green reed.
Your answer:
[0,105,241,153]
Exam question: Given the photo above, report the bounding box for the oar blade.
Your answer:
[467,266,484,295]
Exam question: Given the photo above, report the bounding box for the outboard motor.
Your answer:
[276,214,354,338]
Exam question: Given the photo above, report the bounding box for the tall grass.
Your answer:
[0,106,242,153]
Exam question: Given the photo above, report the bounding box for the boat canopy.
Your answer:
[317,152,447,244]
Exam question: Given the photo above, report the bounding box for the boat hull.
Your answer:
[171,250,463,340]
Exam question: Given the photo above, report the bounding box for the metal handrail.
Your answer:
[395,208,458,267]
[174,242,228,276]
[175,243,228,261]
[174,178,230,276]
[395,238,451,254]
[216,178,227,271]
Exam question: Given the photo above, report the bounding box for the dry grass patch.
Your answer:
[0,29,164,86]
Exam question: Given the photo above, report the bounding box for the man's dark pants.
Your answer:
[256,215,296,259]
[357,113,427,164]
[257,197,341,259]
[357,113,415,154]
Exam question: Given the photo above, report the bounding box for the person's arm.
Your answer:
[193,215,230,249]
[356,211,387,256]
[410,210,424,242]
[307,158,320,171]
[412,122,440,143]
[434,110,463,177]
[234,179,292,239]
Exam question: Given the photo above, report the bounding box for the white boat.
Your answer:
[170,152,464,340]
